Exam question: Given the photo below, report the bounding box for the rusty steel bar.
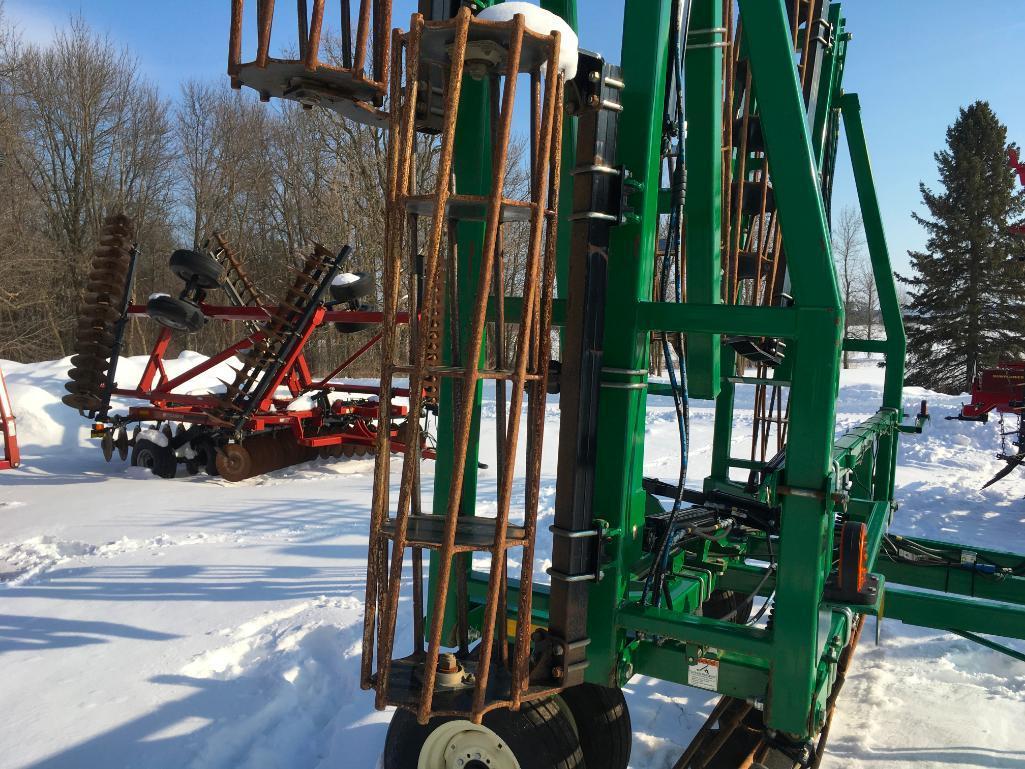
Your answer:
[229,0,244,76]
[304,0,325,70]
[421,12,525,725]
[375,9,470,716]
[361,24,414,692]
[374,0,393,87]
[256,0,276,68]
[513,71,565,708]
[468,20,548,717]
[353,0,372,77]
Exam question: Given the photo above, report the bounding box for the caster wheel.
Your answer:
[146,295,206,332]
[168,249,224,289]
[558,683,632,769]
[384,698,585,769]
[131,439,177,479]
[329,271,374,302]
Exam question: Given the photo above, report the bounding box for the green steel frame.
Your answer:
[433,0,1025,744]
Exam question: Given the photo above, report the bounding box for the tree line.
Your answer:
[0,9,424,374]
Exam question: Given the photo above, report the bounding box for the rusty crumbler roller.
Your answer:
[213,243,355,481]
[362,4,568,729]
[62,214,138,418]
[228,0,392,126]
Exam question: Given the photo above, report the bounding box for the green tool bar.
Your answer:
[884,587,1025,641]
[894,535,1025,570]
[636,301,799,338]
[632,642,770,699]
[683,0,724,399]
[467,571,551,616]
[832,409,898,470]
[952,630,1025,663]
[617,602,774,659]
[717,562,777,595]
[488,296,567,326]
[841,92,906,412]
[843,338,888,353]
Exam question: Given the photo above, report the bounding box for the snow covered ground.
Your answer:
[0,353,1023,769]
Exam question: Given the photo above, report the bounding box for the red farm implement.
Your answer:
[0,364,19,471]
[953,360,1025,487]
[949,146,1025,488]
[62,215,427,481]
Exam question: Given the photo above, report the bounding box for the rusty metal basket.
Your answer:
[228,0,392,126]
[361,5,567,725]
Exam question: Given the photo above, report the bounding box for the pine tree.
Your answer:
[901,101,1025,393]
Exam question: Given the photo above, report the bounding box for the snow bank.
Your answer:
[0,355,1022,769]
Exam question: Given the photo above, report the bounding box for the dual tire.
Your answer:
[384,684,630,769]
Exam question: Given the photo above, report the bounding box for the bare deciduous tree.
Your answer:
[832,205,866,368]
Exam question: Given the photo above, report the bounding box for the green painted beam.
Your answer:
[585,0,672,688]
[684,0,724,399]
[878,558,1025,608]
[840,93,906,413]
[636,302,799,338]
[633,642,770,699]
[885,587,1025,641]
[617,601,774,659]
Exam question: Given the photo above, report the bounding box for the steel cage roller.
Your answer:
[361,6,567,724]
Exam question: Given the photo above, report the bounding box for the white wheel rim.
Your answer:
[417,720,521,769]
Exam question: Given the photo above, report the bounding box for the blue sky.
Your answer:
[6,0,1024,275]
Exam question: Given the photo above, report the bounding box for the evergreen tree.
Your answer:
[901,101,1025,393]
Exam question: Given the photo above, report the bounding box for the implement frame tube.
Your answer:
[736,0,843,736]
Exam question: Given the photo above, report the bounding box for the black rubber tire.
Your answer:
[334,303,375,334]
[329,271,374,302]
[701,589,752,624]
[130,439,177,479]
[191,438,220,476]
[146,295,206,332]
[384,697,585,769]
[169,249,224,289]
[559,683,632,769]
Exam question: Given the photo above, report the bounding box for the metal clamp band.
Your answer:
[546,567,598,583]
[602,366,648,376]
[574,165,619,177]
[549,525,598,539]
[569,211,619,222]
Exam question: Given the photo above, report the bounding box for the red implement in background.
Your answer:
[956,360,1025,421]
[0,365,20,470]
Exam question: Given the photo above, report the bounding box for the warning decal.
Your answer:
[687,655,720,691]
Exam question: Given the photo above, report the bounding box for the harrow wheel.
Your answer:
[131,439,177,479]
[384,698,585,769]
[115,428,130,461]
[216,443,254,482]
[101,432,114,462]
[61,213,135,415]
[146,295,206,332]
[169,248,224,289]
